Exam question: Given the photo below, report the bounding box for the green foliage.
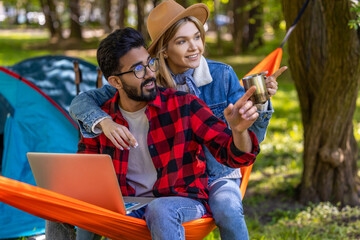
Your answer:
[349,1,360,29]
[263,0,284,26]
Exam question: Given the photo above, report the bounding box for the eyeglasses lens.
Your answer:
[149,58,159,72]
[134,65,144,79]
[133,58,159,79]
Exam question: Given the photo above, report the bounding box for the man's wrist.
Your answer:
[232,129,252,153]
[231,127,248,136]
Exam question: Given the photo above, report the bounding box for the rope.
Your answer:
[280,0,311,48]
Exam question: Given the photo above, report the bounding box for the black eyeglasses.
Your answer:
[115,58,159,79]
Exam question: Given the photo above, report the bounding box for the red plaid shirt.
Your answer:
[78,87,259,200]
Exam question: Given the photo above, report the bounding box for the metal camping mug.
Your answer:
[242,73,270,104]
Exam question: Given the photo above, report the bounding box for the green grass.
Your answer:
[0,30,99,66]
[1,29,359,240]
[0,32,51,66]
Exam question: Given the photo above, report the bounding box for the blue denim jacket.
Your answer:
[69,58,273,183]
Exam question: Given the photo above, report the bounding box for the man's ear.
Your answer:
[108,76,122,89]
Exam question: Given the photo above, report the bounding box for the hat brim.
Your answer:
[147,3,209,54]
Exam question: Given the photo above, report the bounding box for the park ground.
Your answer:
[1,28,359,240]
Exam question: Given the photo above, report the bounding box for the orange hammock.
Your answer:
[0,48,282,240]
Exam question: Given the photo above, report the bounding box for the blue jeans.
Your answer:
[47,196,206,240]
[144,196,206,239]
[208,178,249,240]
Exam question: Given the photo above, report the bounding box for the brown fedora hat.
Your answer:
[147,0,209,53]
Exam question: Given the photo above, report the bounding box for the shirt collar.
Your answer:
[147,87,162,109]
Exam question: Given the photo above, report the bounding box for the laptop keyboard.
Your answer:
[125,202,140,209]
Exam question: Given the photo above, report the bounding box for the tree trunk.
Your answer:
[175,0,188,8]
[152,0,160,7]
[68,0,83,40]
[136,0,148,42]
[231,0,248,54]
[14,8,20,25]
[40,0,63,41]
[213,0,222,55]
[103,0,112,33]
[118,0,128,28]
[281,0,360,206]
[25,1,31,25]
[247,3,263,49]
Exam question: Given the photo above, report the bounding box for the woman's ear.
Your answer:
[108,76,122,89]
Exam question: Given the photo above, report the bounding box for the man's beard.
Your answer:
[121,77,157,102]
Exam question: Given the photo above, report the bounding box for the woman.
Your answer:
[70,1,286,239]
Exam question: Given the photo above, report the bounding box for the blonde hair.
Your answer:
[149,16,206,88]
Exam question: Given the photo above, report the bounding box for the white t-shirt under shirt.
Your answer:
[119,106,157,197]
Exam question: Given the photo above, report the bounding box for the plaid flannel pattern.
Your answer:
[78,87,259,200]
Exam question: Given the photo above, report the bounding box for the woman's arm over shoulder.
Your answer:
[69,84,116,137]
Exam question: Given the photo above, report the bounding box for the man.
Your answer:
[49,27,259,240]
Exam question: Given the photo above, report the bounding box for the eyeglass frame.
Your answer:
[114,58,159,79]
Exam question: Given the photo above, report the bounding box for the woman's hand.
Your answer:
[98,118,138,150]
[265,66,288,97]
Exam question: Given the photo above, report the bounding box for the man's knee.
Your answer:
[145,198,175,223]
[213,197,243,219]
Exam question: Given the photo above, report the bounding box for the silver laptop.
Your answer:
[27,152,154,214]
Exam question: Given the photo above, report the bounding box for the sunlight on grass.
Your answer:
[249,165,301,193]
[0,29,49,39]
[64,49,97,65]
[212,55,265,66]
[253,203,360,240]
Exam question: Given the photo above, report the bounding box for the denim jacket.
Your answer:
[69,57,273,183]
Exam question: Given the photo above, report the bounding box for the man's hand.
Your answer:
[98,118,138,150]
[224,86,259,153]
[265,66,288,97]
[224,86,259,134]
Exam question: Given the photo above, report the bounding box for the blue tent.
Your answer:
[0,56,102,238]
[9,55,103,112]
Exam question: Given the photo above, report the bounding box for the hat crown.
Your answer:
[147,0,185,41]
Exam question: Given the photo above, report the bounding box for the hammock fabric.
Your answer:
[0,48,282,239]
